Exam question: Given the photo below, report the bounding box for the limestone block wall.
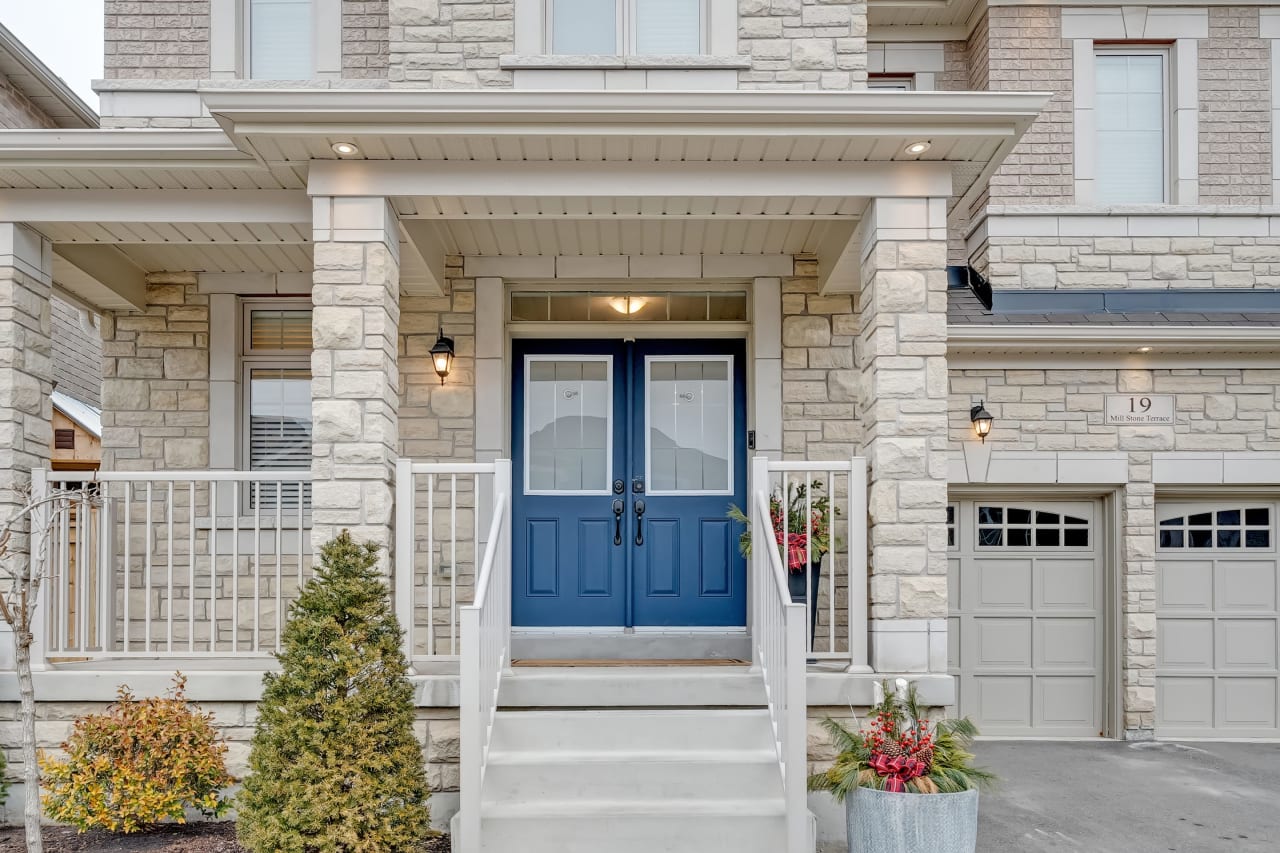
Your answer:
[1200,7,1271,205]
[388,0,516,87]
[100,279,210,472]
[737,0,868,90]
[105,0,211,80]
[949,366,1280,735]
[985,228,1280,290]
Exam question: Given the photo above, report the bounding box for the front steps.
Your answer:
[472,705,790,853]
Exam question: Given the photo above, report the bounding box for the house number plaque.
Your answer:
[1104,394,1174,425]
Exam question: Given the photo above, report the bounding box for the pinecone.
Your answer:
[878,742,905,758]
[913,746,935,770]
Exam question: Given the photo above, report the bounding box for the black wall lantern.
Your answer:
[969,401,994,443]
[430,327,455,384]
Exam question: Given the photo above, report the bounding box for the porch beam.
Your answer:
[0,189,310,224]
[52,244,148,311]
[399,220,447,296]
[307,161,955,201]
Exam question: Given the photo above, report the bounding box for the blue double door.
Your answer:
[512,339,747,628]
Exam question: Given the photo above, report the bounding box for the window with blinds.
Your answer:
[244,306,313,509]
[1095,51,1167,204]
[550,0,703,55]
[249,0,314,80]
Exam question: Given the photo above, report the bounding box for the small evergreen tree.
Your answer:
[237,531,429,853]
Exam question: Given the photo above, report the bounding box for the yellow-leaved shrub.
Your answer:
[40,674,233,833]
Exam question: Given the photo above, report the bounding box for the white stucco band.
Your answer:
[949,447,1130,485]
[1152,452,1280,485]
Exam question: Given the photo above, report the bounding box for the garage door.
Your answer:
[948,500,1105,737]
[1155,501,1280,738]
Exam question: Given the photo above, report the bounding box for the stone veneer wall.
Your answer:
[949,366,1280,735]
[738,0,868,90]
[985,231,1280,290]
[104,0,211,80]
[100,279,210,472]
[1199,7,1272,205]
[388,0,515,87]
[344,0,392,78]
[0,78,57,129]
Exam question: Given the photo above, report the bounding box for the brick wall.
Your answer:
[966,11,989,92]
[99,278,210,471]
[51,296,104,408]
[986,6,1073,204]
[1199,6,1272,205]
[738,0,868,90]
[105,0,211,80]
[344,0,391,78]
[0,76,56,128]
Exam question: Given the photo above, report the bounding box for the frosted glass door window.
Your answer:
[552,0,618,54]
[647,358,732,494]
[525,358,612,493]
[635,0,701,54]
[250,0,314,80]
[1095,53,1166,203]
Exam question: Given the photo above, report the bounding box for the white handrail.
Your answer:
[750,456,809,853]
[457,459,512,853]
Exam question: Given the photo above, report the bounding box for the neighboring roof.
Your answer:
[0,22,98,129]
[948,287,1280,327]
[51,390,102,439]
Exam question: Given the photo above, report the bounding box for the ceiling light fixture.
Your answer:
[331,141,360,156]
[1137,346,1153,354]
[904,140,931,155]
[609,296,648,316]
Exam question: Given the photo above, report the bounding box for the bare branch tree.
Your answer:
[1,482,100,853]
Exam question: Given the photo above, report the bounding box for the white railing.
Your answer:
[750,456,809,853]
[32,469,312,662]
[763,457,869,670]
[456,460,512,853]
[394,460,507,661]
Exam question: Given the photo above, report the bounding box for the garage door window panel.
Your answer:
[1158,507,1271,550]
[977,505,1090,549]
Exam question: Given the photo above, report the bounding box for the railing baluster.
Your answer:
[450,474,457,655]
[166,481,175,653]
[210,480,218,653]
[144,482,153,652]
[189,482,196,654]
[232,483,240,652]
[275,479,283,652]
[426,474,435,657]
[123,481,131,653]
[253,481,261,652]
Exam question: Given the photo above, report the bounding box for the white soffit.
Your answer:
[868,0,985,32]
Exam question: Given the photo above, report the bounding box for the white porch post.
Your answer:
[0,223,54,667]
[310,197,402,569]
[856,199,950,673]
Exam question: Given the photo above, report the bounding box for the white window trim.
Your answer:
[211,0,342,80]
[867,42,944,91]
[1074,39,1197,205]
[240,299,313,474]
[515,0,737,57]
[1090,45,1172,205]
[1265,11,1280,201]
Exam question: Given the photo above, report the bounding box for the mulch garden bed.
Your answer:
[0,824,450,852]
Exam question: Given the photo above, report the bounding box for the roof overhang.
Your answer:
[0,23,98,129]
[948,324,1280,368]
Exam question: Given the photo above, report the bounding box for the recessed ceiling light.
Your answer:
[904,140,931,155]
[331,141,360,156]
[1137,346,1153,353]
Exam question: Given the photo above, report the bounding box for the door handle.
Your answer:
[612,499,624,546]
[634,499,646,546]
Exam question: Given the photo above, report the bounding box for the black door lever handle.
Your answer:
[634,499,646,546]
[612,499,624,546]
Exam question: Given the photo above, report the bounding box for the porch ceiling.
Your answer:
[867,0,985,35]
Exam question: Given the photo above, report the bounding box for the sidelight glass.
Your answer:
[646,357,732,494]
[525,357,612,493]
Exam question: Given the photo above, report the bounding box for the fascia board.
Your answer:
[948,325,1280,352]
[0,130,251,167]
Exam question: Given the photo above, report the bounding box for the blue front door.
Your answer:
[512,339,747,628]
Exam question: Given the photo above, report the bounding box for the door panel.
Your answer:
[512,339,746,628]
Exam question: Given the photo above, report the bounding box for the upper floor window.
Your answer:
[249,0,314,79]
[551,0,703,55]
[1095,49,1167,204]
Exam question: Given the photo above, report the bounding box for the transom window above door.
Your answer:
[510,291,747,323]
[550,0,704,55]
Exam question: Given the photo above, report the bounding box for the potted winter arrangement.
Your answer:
[809,680,993,853]
[728,479,835,643]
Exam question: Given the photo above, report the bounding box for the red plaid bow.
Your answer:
[868,753,928,793]
[775,530,809,572]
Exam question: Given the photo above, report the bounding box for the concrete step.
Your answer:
[488,708,775,753]
[482,753,782,803]
[497,665,767,707]
[478,801,788,853]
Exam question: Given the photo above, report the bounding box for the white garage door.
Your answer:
[1156,501,1280,738]
[948,500,1105,737]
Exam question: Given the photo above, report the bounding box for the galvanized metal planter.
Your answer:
[845,787,979,853]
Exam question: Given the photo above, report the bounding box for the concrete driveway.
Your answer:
[977,740,1280,852]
